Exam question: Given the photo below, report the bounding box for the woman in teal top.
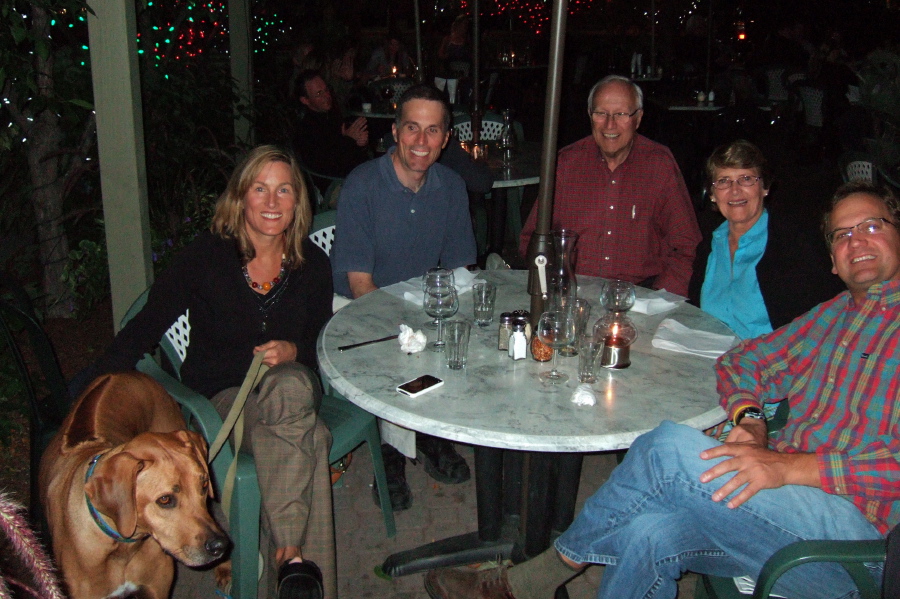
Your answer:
[689,140,842,338]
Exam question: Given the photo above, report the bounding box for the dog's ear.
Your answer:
[84,452,145,539]
[174,430,215,499]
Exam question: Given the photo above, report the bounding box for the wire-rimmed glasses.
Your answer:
[826,217,896,246]
[710,175,762,189]
[590,109,641,124]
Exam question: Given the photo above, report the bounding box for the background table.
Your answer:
[317,270,731,574]
[480,141,541,256]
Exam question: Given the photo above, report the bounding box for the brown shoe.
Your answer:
[424,566,517,599]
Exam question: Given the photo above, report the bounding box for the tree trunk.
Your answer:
[28,6,73,318]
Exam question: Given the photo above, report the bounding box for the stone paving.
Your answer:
[173,442,700,598]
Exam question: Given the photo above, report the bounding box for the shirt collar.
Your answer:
[380,147,438,194]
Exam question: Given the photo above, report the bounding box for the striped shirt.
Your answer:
[518,134,700,296]
[716,280,900,534]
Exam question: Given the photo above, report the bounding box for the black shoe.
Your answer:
[372,444,412,511]
[416,436,471,484]
[277,560,322,599]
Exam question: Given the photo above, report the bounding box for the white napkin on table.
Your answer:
[651,318,737,359]
[382,267,479,305]
[631,289,684,315]
[571,383,597,406]
[398,324,426,353]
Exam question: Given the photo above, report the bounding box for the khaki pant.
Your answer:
[212,362,336,599]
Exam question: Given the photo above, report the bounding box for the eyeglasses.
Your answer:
[711,175,762,189]
[827,217,897,246]
[590,109,641,124]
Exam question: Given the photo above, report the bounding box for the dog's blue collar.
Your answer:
[84,453,145,543]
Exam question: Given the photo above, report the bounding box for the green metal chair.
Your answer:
[0,275,72,535]
[695,401,887,599]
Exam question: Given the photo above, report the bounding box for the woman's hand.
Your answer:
[254,340,297,366]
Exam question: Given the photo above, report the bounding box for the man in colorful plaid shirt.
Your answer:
[426,180,899,598]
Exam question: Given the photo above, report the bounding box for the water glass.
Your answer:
[444,320,471,370]
[559,298,592,357]
[472,282,497,327]
[576,333,599,384]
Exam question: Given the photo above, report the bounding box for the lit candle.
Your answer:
[392,66,397,76]
[604,323,623,347]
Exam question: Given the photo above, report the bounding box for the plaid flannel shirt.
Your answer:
[716,280,900,534]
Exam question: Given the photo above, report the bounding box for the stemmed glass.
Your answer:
[422,267,455,329]
[423,285,459,352]
[537,310,576,384]
[602,280,636,313]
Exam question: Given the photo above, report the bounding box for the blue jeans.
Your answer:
[554,421,883,599]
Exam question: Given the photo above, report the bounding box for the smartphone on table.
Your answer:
[396,374,444,398]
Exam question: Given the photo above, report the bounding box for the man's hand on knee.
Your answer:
[698,444,820,509]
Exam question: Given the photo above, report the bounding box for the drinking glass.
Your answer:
[576,333,600,383]
[559,298,592,357]
[601,280,636,313]
[423,285,459,352]
[422,268,455,329]
[444,320,472,369]
[537,311,576,384]
[472,282,497,327]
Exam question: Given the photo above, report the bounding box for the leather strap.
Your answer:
[207,351,269,520]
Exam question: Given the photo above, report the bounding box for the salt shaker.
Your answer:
[508,321,528,360]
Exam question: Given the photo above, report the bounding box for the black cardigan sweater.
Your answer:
[94,232,333,398]
[688,207,845,331]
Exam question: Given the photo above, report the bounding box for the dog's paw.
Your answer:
[214,560,233,592]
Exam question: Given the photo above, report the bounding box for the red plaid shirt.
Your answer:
[717,280,900,534]
[519,134,700,296]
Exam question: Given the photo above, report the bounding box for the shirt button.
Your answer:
[609,205,614,210]
[604,256,610,261]
[607,231,612,235]
[611,180,616,185]
[411,209,416,213]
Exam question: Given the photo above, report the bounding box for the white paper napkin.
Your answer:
[398,324,426,353]
[651,318,737,359]
[571,383,597,406]
[382,267,479,305]
[631,289,684,315]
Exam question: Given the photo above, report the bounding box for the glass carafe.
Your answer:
[548,229,578,314]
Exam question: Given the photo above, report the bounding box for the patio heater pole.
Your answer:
[413,0,423,82]
[705,0,713,94]
[471,0,482,147]
[525,0,568,321]
[650,0,656,72]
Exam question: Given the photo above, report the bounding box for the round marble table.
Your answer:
[317,269,729,453]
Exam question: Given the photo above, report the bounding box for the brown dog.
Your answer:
[39,372,228,599]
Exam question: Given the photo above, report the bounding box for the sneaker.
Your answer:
[277,560,323,599]
[416,435,471,484]
[424,565,517,599]
[372,444,412,511]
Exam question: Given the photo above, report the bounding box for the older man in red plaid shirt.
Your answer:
[519,75,700,296]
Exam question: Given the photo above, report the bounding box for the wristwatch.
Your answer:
[733,406,766,426]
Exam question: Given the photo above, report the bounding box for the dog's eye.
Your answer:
[156,495,178,509]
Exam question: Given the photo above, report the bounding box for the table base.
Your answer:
[379,447,585,577]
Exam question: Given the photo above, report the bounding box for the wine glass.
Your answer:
[537,311,576,384]
[601,280,636,313]
[423,285,459,352]
[422,268,455,329]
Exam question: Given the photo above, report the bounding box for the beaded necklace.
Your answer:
[242,254,287,292]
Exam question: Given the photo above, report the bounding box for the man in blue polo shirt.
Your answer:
[331,83,477,511]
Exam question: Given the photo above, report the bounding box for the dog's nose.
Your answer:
[206,534,229,558]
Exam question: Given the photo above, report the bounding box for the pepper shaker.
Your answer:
[498,313,514,351]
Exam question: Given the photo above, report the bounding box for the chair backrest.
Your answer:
[309,210,337,255]
[765,68,788,102]
[797,86,824,127]
[453,115,523,143]
[845,160,875,183]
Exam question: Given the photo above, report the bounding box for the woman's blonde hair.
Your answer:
[211,145,311,267]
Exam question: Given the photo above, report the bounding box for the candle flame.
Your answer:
[611,323,619,338]
[392,66,397,75]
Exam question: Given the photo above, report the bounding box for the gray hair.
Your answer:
[587,75,644,114]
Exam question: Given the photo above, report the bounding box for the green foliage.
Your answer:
[0,346,27,446]
[60,229,109,313]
